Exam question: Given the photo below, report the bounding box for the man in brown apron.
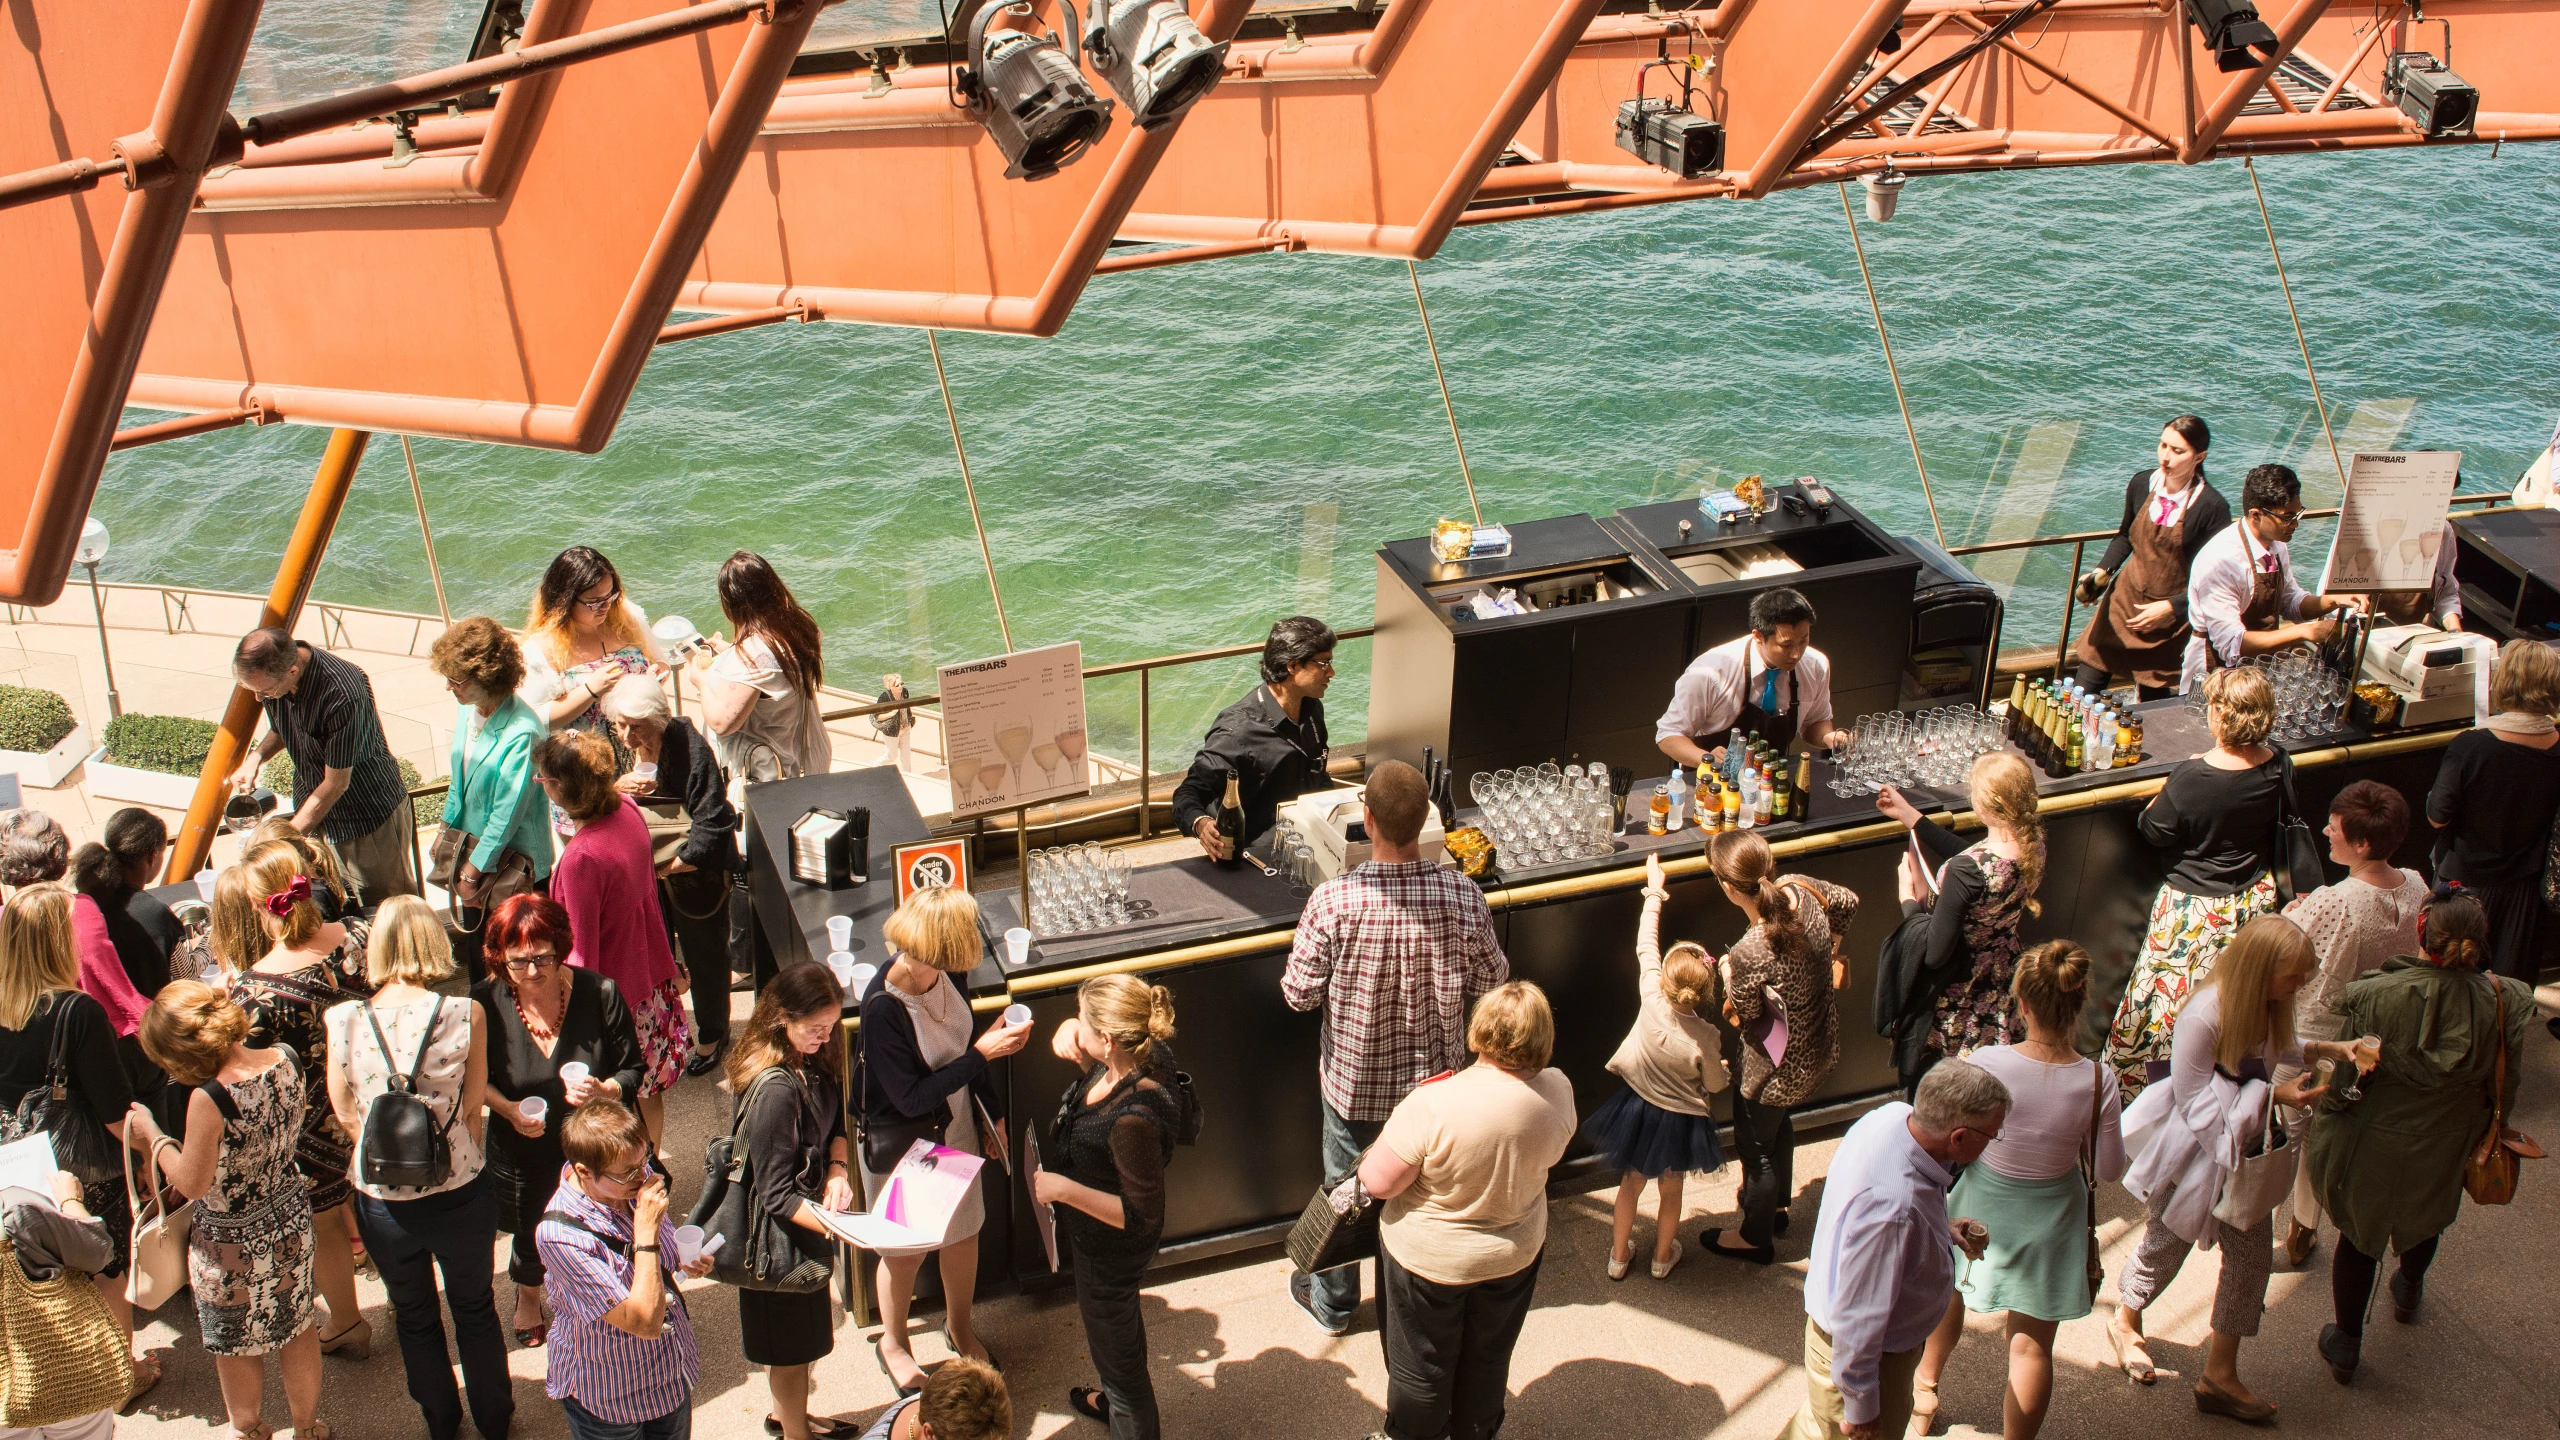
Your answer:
[2370,520,2462,629]
[1655,586,1850,767]
[2180,464,2356,691]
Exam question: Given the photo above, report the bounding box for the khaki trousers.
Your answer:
[1787,1318,1920,1440]
[328,802,419,907]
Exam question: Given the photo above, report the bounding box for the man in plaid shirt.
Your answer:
[1281,760,1506,1334]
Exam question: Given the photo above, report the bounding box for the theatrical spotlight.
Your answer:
[951,0,1115,181]
[1084,0,1230,130]
[2183,0,2279,73]
[2386,51,2478,137]
[1613,53,1724,179]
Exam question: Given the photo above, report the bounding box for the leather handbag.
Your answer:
[2267,751,2326,907]
[124,1135,192,1312]
[0,994,121,1187]
[642,801,692,871]
[431,727,541,932]
[0,1203,134,1427]
[1285,1174,1379,1274]
[689,1067,833,1293]
[2210,1086,2299,1228]
[2077,1061,2106,1295]
[2463,980,2547,1205]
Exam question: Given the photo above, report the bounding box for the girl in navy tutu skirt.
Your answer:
[1589,852,1731,1280]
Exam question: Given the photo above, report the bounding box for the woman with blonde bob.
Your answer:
[1879,751,2046,1093]
[1358,981,1575,1440]
[857,888,1033,1391]
[1585,852,1726,1283]
[2112,915,2370,1418]
[2427,637,2560,987]
[2106,665,2296,1095]
[1038,975,1190,1435]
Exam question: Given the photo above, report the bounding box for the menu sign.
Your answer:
[2318,450,2461,593]
[939,642,1091,820]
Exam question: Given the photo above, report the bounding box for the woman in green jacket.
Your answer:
[2306,885,2533,1383]
[430,619,556,971]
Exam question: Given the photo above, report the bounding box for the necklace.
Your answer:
[516,977,567,1040]
[2016,1037,2078,1064]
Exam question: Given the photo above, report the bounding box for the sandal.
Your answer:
[1911,1378,1941,1436]
[513,1320,549,1349]
[1069,1386,1111,1425]
[294,1424,333,1440]
[2106,1322,2158,1385]
[227,1426,270,1440]
[120,1353,164,1415]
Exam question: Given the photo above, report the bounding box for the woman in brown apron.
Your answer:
[2072,416,2231,699]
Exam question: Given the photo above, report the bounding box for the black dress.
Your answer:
[737,1062,842,1367]
[92,883,184,1000]
[0,990,135,1275]
[1052,1050,1182,1440]
[472,971,644,1287]
[2427,729,2560,981]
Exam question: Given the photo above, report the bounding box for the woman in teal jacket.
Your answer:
[429,618,554,970]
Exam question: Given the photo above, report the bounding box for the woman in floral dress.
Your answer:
[132,980,326,1440]
[1878,752,2045,1093]
[520,546,667,834]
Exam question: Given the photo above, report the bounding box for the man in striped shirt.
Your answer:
[229,626,418,904]
[1281,760,1507,1335]
[537,1101,711,1440]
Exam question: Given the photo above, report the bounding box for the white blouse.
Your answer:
[2282,868,2427,1040]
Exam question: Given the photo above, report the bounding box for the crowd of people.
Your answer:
[0,547,2545,1440]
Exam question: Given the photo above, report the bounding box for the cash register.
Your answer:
[1284,785,1449,882]
[2360,624,2500,726]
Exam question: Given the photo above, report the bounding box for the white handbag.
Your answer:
[2209,1090,2298,1230]
[125,1136,193,1312]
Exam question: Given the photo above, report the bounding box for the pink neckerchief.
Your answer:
[2148,470,2196,529]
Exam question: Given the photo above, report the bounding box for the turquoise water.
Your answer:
[115,4,2560,763]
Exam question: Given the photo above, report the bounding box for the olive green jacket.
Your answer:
[2306,956,2532,1256]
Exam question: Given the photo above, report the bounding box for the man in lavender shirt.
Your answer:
[1791,1060,2010,1439]
[536,1101,714,1440]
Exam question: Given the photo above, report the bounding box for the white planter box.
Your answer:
[84,749,206,811]
[0,724,90,789]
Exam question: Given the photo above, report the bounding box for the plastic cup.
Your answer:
[194,869,218,903]
[1003,1003,1033,1029]
[557,1062,589,1089]
[827,948,855,983]
[673,1224,704,1265]
[825,915,854,952]
[1004,926,1033,968]
[517,1096,546,1130]
[632,761,659,782]
[847,963,878,1000]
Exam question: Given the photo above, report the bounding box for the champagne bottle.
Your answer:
[1793,753,1814,820]
[1216,772,1246,869]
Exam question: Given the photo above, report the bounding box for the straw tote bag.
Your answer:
[0,1208,134,1428]
[124,1135,192,1312]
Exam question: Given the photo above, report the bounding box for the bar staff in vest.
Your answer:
[1655,587,1849,765]
[2370,520,2462,630]
[1172,616,1336,861]
[2180,464,2357,693]
[2070,415,2232,700]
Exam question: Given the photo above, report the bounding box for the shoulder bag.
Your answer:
[688,1067,833,1293]
[2463,979,2547,1205]
[1286,1173,1379,1274]
[2077,1061,2106,1295]
[124,1134,191,1312]
[0,1202,134,1427]
[2266,750,2326,907]
[0,994,121,1187]
[2211,1083,2299,1228]
[357,998,458,1191]
[2539,813,2560,915]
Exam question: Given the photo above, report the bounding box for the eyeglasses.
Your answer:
[575,589,622,614]
[503,953,560,972]
[2256,507,2305,524]
[590,1163,649,1187]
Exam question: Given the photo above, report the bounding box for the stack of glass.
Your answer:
[1270,817,1323,893]
[1026,843,1134,935]
[1828,705,2002,795]
[1464,762,1619,869]
[2238,648,2350,742]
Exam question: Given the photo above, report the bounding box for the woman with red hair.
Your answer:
[471,891,643,1350]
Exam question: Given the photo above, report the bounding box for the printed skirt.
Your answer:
[2104,873,2276,1097]
[629,975,694,1099]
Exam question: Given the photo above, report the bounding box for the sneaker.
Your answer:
[1289,1269,1351,1337]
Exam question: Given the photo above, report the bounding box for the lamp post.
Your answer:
[74,518,120,720]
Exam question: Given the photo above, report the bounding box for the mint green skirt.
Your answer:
[1951,1164,2094,1322]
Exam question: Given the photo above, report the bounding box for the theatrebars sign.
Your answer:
[938,642,1092,820]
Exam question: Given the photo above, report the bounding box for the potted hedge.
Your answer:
[87,713,221,810]
[0,685,88,789]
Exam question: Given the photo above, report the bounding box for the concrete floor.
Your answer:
[111,983,2560,1440]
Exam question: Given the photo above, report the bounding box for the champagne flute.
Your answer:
[1057,727,1088,784]
[1031,740,1063,785]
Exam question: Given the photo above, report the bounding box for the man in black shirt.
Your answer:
[1171,617,1337,860]
[227,626,418,905]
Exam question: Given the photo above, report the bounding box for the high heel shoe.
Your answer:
[2193,1378,2277,1425]
[319,1317,372,1360]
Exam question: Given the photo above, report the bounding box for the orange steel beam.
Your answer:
[2183,0,2334,161]
[656,303,813,344]
[109,406,272,451]
[0,0,260,605]
[166,428,369,884]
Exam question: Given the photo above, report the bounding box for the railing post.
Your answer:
[1137,668,1152,839]
[2054,539,2085,680]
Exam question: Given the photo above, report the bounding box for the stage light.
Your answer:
[2385,51,2478,137]
[1084,0,1229,130]
[1862,169,1907,222]
[1613,56,1724,180]
[2183,0,2279,73]
[952,0,1115,181]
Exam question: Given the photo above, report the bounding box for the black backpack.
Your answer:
[358,998,456,1191]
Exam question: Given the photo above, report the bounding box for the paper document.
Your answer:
[814,1140,986,1254]
[1906,832,1940,904]
[975,1096,1007,1175]
[1023,1128,1059,1272]
[0,1133,56,1194]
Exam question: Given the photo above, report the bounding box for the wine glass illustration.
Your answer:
[1031,740,1063,786]
[995,725,1035,787]
[1057,727,1088,783]
[2419,528,2442,563]
[952,763,977,807]
[976,759,1009,803]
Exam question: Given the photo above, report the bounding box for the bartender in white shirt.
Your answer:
[2180,463,2358,692]
[2370,519,2463,629]
[1655,586,1850,764]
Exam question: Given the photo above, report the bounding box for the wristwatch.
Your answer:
[635,1244,659,1254]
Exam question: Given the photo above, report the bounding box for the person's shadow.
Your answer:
[1506,1357,1732,1435]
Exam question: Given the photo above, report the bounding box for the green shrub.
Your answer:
[100,714,220,777]
[263,750,438,826]
[0,686,77,755]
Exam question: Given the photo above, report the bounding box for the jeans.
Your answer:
[1729,1092,1795,1249]
[1071,1231,1160,1440]
[560,1396,691,1440]
[354,1171,515,1440]
[661,869,732,1047]
[2331,1232,2438,1337]
[1380,1246,1541,1440]
[1309,1098,1385,1329]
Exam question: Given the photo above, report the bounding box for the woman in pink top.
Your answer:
[535,732,689,1145]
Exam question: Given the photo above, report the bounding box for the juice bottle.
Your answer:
[1722,785,1742,831]
[1647,786,1669,836]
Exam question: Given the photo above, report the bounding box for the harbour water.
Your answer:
[102,2,2560,759]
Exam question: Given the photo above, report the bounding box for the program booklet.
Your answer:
[815,1140,986,1254]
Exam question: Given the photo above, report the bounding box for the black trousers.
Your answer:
[1070,1231,1161,1440]
[2331,1231,2439,1337]
[2069,663,2178,702]
[661,869,732,1047]
[1730,1092,1796,1250]
[1381,1246,1541,1440]
[355,1171,515,1440]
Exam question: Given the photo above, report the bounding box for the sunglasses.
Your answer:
[590,1163,650,1187]
[575,589,622,614]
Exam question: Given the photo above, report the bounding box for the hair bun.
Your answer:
[1145,984,1177,1043]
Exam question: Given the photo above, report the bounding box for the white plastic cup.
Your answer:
[557,1062,590,1089]
[825,915,854,951]
[673,1224,704,1266]
[194,869,218,903]
[848,963,878,1000]
[1003,1003,1033,1029]
[1004,926,1033,968]
[632,761,659,782]
[518,1095,547,1124]
[827,950,856,991]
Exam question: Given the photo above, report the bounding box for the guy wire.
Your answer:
[926,329,1015,652]
[1837,182,1947,550]
[1408,260,1485,526]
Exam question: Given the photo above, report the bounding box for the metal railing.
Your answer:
[1949,491,2514,678]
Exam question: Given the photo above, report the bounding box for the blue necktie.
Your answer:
[1759,666,1779,713]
